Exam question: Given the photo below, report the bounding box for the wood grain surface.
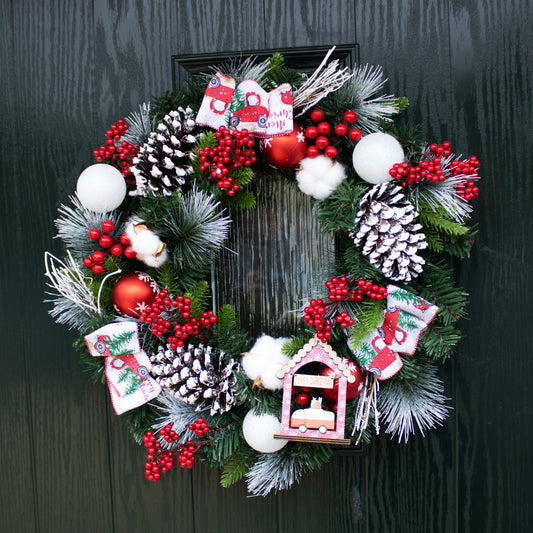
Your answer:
[0,0,530,531]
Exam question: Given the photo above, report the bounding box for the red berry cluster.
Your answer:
[93,119,138,181]
[188,417,209,438]
[389,142,480,201]
[198,125,257,196]
[177,441,198,469]
[303,276,388,342]
[138,289,217,348]
[304,109,362,159]
[390,142,452,186]
[143,429,176,481]
[82,220,136,274]
[450,156,480,200]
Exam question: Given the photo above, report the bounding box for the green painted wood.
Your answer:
[1,0,531,531]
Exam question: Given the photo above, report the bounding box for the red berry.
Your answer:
[315,136,329,150]
[296,393,309,406]
[101,220,115,233]
[120,233,130,245]
[343,110,357,124]
[99,234,113,248]
[110,244,123,257]
[305,126,318,140]
[91,251,105,264]
[306,145,320,158]
[324,145,338,159]
[124,246,136,259]
[88,228,101,241]
[334,123,348,136]
[349,128,362,141]
[83,257,93,268]
[92,264,105,275]
[311,109,325,122]
[317,122,331,135]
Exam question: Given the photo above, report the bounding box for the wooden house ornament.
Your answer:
[274,336,355,445]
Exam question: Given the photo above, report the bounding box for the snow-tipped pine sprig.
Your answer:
[246,448,304,496]
[406,149,478,223]
[293,46,354,116]
[331,64,399,133]
[165,186,231,274]
[378,361,450,443]
[44,251,99,329]
[122,102,157,146]
[54,196,121,259]
[204,56,273,87]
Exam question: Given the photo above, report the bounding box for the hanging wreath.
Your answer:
[44,48,480,496]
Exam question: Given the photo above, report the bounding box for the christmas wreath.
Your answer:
[44,48,480,496]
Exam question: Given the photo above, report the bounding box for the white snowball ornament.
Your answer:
[241,334,291,390]
[76,164,127,212]
[242,410,288,453]
[296,155,347,200]
[352,132,405,184]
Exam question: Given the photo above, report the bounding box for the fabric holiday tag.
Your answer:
[196,74,293,137]
[84,321,140,357]
[105,351,162,415]
[347,285,439,380]
[195,72,236,131]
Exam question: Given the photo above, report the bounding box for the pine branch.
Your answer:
[418,321,462,360]
[220,455,251,488]
[347,299,386,351]
[280,334,309,357]
[185,280,211,317]
[120,403,160,444]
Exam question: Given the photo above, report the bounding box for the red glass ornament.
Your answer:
[259,124,308,169]
[111,271,159,317]
[318,359,364,402]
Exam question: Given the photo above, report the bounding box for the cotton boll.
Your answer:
[296,156,346,200]
[241,334,290,389]
[131,229,162,256]
[242,411,288,453]
[137,247,169,268]
[352,133,405,184]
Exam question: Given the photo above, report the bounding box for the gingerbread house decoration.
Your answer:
[274,336,355,445]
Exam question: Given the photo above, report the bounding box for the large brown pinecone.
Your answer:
[149,344,238,415]
[130,107,200,197]
[350,183,427,282]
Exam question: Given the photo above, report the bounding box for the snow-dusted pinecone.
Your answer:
[350,183,427,282]
[130,107,200,197]
[150,344,238,415]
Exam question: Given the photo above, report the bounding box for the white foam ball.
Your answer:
[76,164,127,212]
[352,133,405,184]
[242,411,288,453]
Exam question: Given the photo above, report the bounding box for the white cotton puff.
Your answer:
[296,155,347,200]
[130,229,162,256]
[137,248,169,268]
[242,410,288,453]
[241,334,291,390]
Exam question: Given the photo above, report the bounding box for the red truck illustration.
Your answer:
[94,335,111,357]
[377,306,407,346]
[368,335,402,379]
[414,297,432,312]
[109,352,150,379]
[281,89,292,105]
[205,74,234,115]
[228,92,268,128]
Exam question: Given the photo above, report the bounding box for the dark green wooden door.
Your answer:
[1,1,531,531]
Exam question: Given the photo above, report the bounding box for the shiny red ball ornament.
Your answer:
[259,124,308,169]
[318,359,365,402]
[111,271,159,317]
[296,393,310,406]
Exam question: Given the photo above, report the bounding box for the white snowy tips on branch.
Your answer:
[293,46,354,116]
[296,156,347,200]
[241,335,291,390]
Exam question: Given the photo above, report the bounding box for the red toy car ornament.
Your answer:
[205,74,234,115]
[229,92,268,128]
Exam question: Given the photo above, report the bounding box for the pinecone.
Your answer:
[350,183,427,282]
[130,107,200,197]
[150,344,238,415]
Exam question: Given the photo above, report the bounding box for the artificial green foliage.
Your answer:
[120,403,160,444]
[220,454,252,488]
[347,299,387,351]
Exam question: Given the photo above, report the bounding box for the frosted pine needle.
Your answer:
[378,362,450,443]
[246,449,303,497]
[123,102,157,146]
[44,251,99,329]
[293,46,354,116]
[205,56,272,86]
[55,196,121,258]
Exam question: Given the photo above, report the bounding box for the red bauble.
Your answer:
[111,271,159,317]
[318,359,364,402]
[259,124,308,169]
